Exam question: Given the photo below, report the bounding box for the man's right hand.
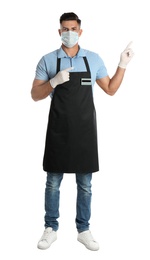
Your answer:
[50,67,74,88]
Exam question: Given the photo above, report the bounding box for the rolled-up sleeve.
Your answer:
[96,56,108,79]
[35,57,49,81]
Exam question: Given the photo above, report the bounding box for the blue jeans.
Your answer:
[45,172,92,232]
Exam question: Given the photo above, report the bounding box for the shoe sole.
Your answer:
[77,238,99,251]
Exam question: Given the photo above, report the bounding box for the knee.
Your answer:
[77,179,92,194]
[78,184,92,194]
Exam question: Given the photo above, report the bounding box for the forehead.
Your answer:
[60,20,79,29]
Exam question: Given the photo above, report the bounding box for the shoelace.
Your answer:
[82,232,96,243]
[41,230,52,241]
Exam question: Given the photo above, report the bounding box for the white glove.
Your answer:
[118,41,134,69]
[50,67,74,88]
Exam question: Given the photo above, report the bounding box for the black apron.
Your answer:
[43,57,99,173]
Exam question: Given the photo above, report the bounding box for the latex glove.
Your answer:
[118,41,134,69]
[50,67,74,88]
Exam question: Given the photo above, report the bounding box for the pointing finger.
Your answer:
[65,67,74,72]
[125,41,133,50]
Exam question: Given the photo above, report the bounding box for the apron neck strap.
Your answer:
[56,58,61,73]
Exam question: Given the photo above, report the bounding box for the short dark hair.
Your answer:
[59,12,81,26]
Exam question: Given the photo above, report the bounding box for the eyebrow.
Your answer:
[62,26,77,30]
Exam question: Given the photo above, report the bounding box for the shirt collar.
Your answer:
[57,46,86,58]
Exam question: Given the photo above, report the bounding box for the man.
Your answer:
[31,12,134,251]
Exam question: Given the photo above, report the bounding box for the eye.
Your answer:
[62,27,69,32]
[72,27,77,31]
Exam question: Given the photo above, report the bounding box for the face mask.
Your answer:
[61,31,79,48]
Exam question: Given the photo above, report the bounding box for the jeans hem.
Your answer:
[77,228,89,233]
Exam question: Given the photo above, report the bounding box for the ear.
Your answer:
[58,29,61,36]
[79,29,83,37]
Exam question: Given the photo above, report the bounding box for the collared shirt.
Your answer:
[35,46,108,96]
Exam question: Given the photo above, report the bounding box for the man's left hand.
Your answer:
[118,41,134,69]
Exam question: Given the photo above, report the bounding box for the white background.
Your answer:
[0,0,150,259]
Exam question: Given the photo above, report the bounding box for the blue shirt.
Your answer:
[35,47,108,96]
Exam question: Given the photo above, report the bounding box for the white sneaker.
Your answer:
[37,227,57,250]
[77,230,99,251]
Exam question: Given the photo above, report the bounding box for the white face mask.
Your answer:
[61,31,79,48]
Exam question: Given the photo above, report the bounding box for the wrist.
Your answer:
[50,78,57,89]
[118,61,127,69]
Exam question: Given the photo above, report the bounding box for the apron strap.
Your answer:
[56,58,61,73]
[83,56,90,73]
